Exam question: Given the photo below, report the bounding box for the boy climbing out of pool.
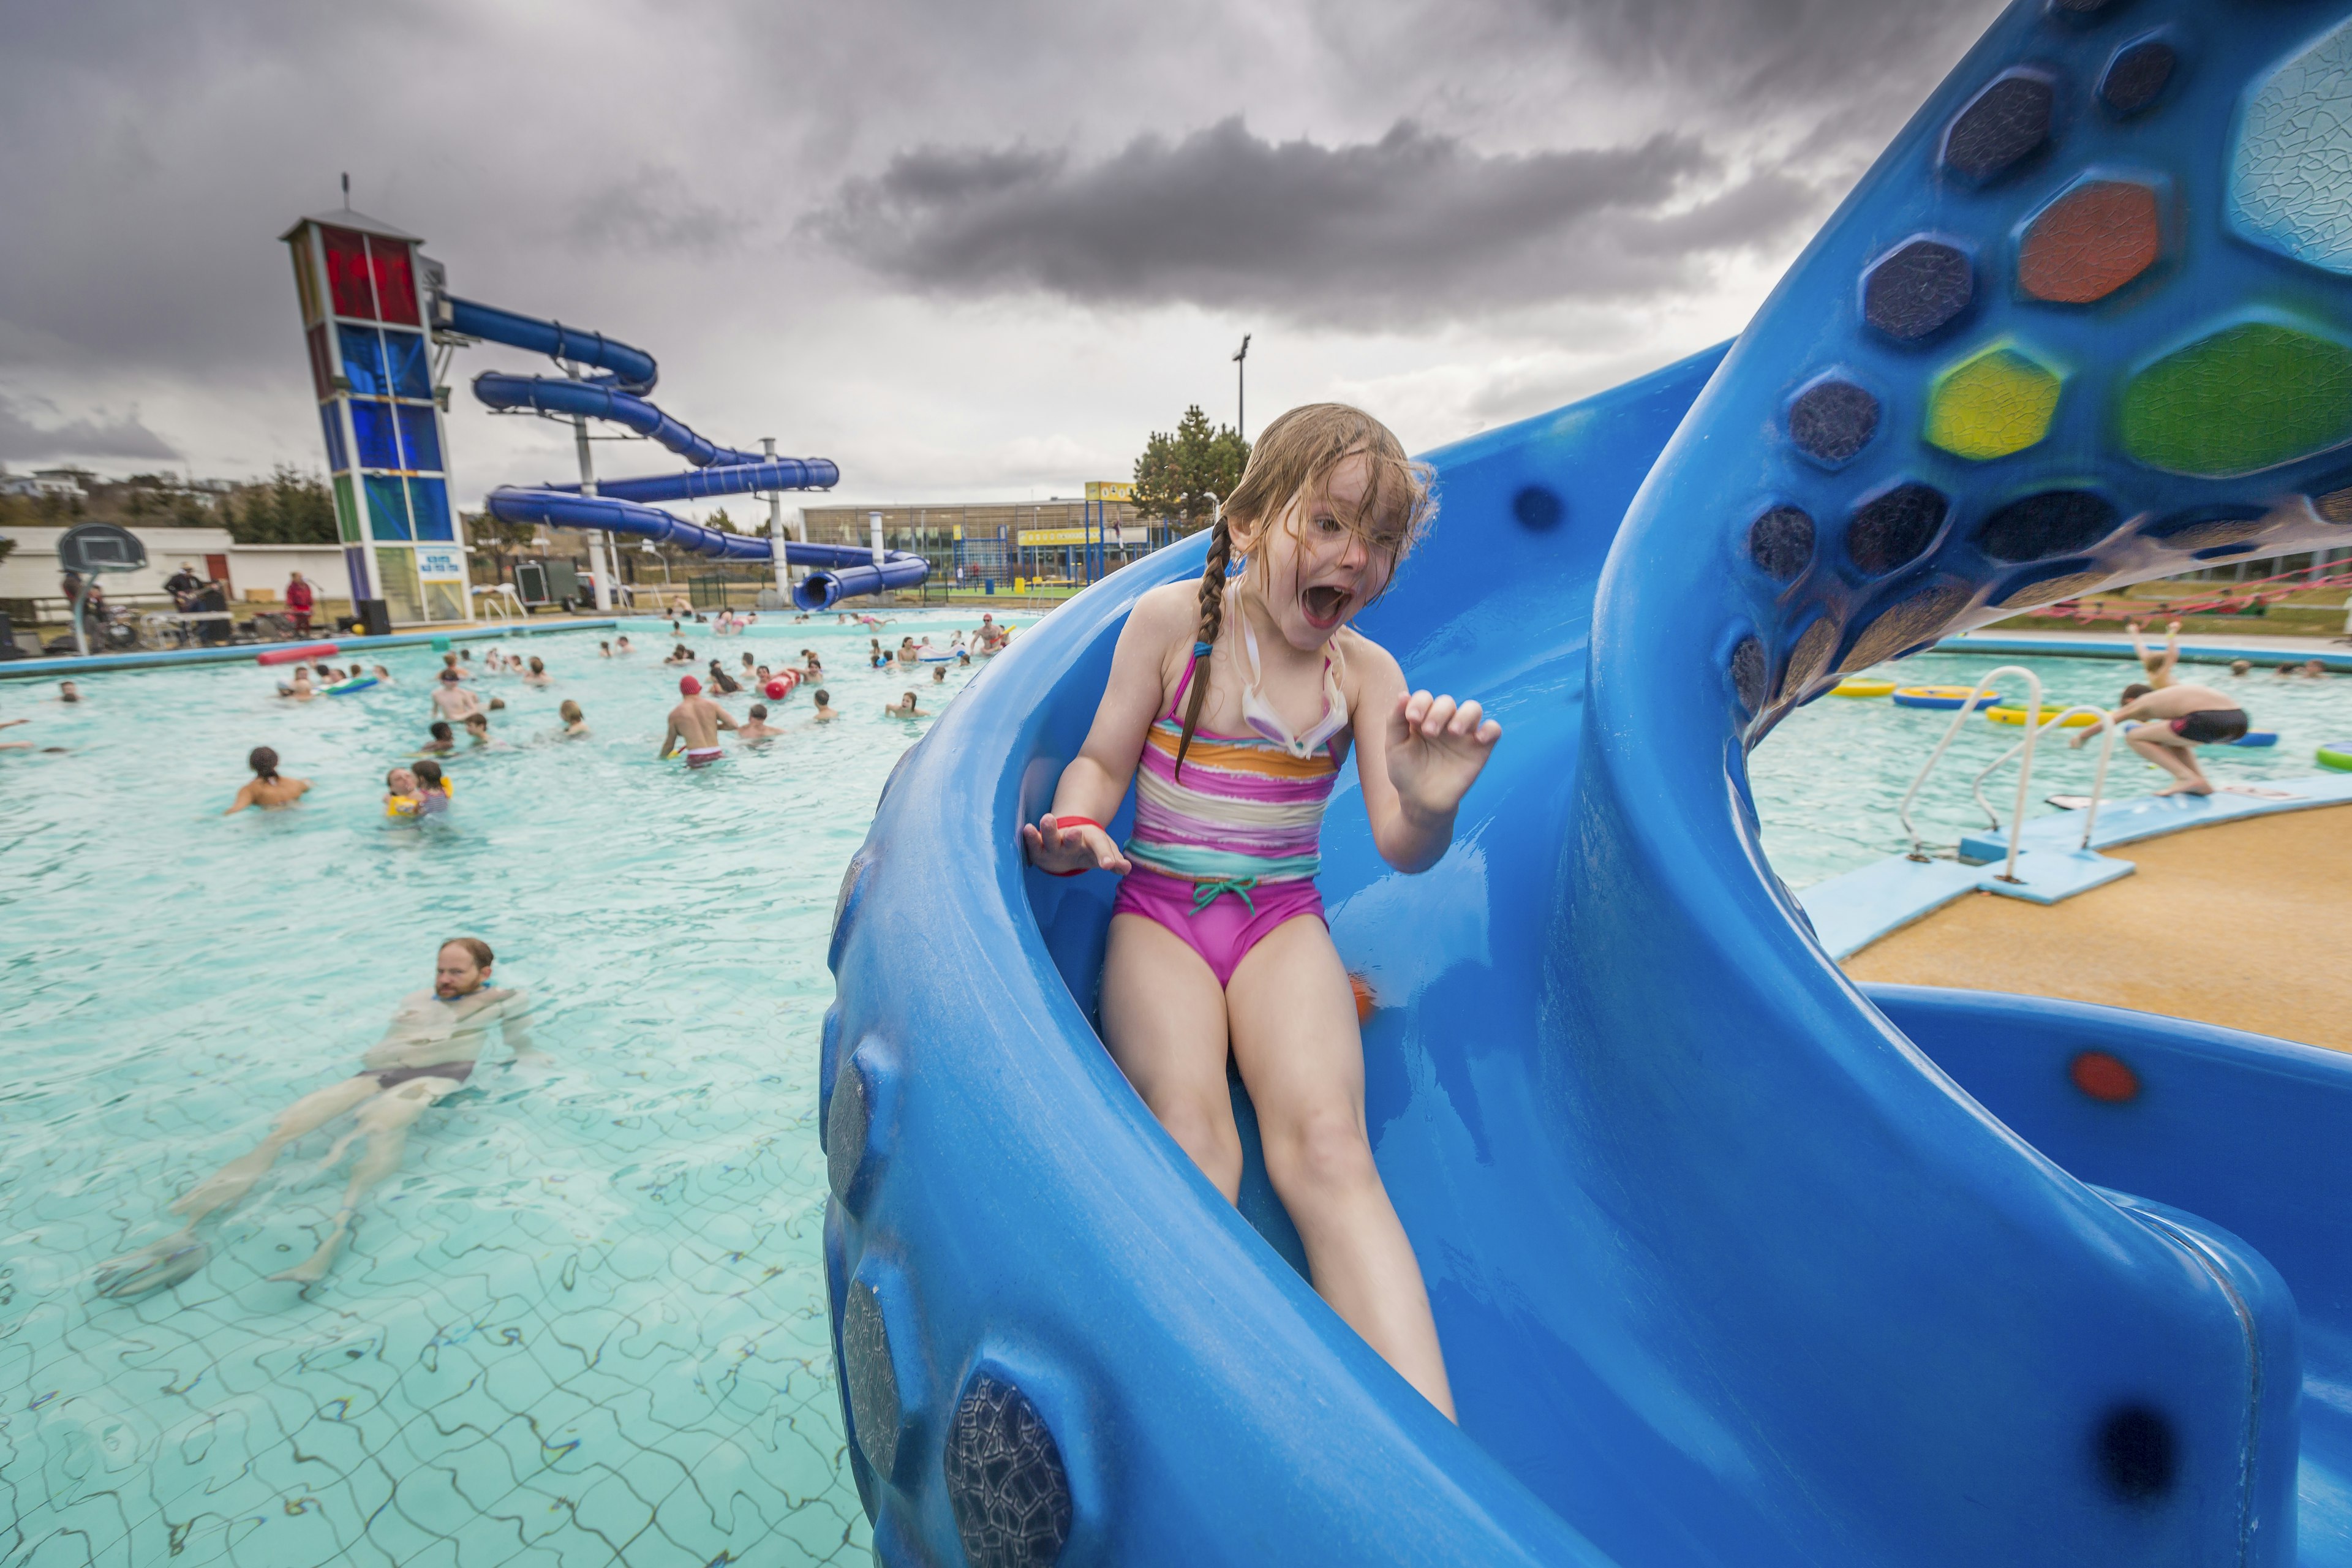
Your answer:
[661,674,737,766]
[1021,404,1498,1420]
[92,937,539,1296]
[2073,679,2249,796]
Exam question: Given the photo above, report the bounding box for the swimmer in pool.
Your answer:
[441,652,472,682]
[429,668,483,724]
[383,766,424,818]
[661,674,737,766]
[522,657,552,687]
[615,636,633,654]
[420,720,455,755]
[884,691,930,718]
[2230,659,2253,678]
[278,669,316,701]
[92,937,540,1296]
[224,746,311,813]
[2126,619,2182,688]
[59,680,81,704]
[2303,660,2330,681]
[932,665,948,685]
[734,703,783,742]
[557,699,588,737]
[810,688,837,723]
[413,758,453,812]
[600,641,612,658]
[664,644,695,666]
[462,712,495,747]
[897,638,920,668]
[2073,680,2250,796]
[371,665,394,685]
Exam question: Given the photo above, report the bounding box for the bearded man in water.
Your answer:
[660,674,737,766]
[92,938,538,1296]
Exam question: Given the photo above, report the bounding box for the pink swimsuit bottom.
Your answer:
[1111,867,1326,989]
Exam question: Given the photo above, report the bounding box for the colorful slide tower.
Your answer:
[281,207,468,627]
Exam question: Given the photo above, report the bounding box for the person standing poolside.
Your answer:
[2073,680,2250,796]
[284,571,315,635]
[661,675,736,767]
[429,668,483,724]
[92,937,539,1296]
[735,703,783,742]
[810,688,837,723]
[224,747,311,813]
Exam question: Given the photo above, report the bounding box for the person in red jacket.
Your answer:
[284,571,315,634]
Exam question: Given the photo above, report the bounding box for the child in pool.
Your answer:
[558,699,588,737]
[384,766,424,818]
[413,758,453,813]
[1020,404,1498,1419]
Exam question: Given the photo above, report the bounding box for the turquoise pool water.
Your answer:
[6,622,2348,1567]
[1752,650,2352,888]
[0,613,997,1567]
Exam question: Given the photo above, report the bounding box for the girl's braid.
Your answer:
[1172,513,1234,780]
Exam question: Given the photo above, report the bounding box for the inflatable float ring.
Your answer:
[1985,707,2097,728]
[324,676,379,696]
[1893,685,1999,710]
[2315,742,2352,772]
[1831,679,1894,698]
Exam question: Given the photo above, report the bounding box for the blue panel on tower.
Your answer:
[406,477,453,541]
[336,323,386,397]
[383,328,431,400]
[395,404,442,472]
[349,401,400,470]
[365,473,412,540]
[319,407,347,473]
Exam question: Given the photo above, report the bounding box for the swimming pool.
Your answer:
[0,613,996,1567]
[1751,650,2352,889]
[6,620,2346,1566]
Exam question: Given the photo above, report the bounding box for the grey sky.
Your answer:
[0,0,2002,511]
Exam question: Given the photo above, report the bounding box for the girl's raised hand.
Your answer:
[1386,690,1501,818]
[1020,813,1133,877]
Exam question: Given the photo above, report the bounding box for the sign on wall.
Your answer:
[415,545,466,581]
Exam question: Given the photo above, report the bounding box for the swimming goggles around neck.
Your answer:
[1237,601,1349,758]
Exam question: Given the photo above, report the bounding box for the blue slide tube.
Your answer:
[472,371,767,470]
[545,459,841,502]
[443,296,658,393]
[821,2,2352,1562]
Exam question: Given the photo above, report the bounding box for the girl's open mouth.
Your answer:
[1302,584,1350,628]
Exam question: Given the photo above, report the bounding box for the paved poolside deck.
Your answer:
[1844,803,2352,1052]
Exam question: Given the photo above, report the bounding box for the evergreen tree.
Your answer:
[1131,405,1249,533]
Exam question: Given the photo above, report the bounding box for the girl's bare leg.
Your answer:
[1100,914,1243,1199]
[1227,916,1455,1419]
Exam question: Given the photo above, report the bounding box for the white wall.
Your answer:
[0,526,352,603]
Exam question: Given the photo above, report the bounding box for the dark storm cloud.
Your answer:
[0,396,178,462]
[805,118,1818,322]
[568,169,764,257]
[1501,0,1994,102]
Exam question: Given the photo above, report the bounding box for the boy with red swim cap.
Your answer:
[660,674,736,767]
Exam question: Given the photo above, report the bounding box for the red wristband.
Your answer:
[1039,816,1104,876]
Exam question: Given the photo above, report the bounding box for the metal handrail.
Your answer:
[1969,706,2108,827]
[1897,666,2043,879]
[2076,709,2130,850]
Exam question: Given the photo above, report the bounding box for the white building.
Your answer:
[0,524,353,612]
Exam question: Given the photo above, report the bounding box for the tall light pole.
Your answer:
[1232,333,1251,439]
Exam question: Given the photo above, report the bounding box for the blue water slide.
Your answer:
[824,2,2352,1563]
[453,292,923,605]
[443,296,658,393]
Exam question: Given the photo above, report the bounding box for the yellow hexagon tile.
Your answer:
[1924,344,2062,460]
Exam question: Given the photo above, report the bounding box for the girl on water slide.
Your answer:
[1022,404,1499,1417]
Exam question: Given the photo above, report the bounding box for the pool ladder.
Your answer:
[1897,666,2125,881]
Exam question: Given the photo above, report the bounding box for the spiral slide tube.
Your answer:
[824,2,2352,1563]
[455,298,924,607]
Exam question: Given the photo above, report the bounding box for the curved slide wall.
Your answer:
[824,2,2352,1564]
[452,297,923,608]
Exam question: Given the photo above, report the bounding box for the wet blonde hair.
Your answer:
[1176,403,1433,777]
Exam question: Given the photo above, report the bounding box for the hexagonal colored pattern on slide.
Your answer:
[1924,345,2061,459]
[2019,181,2162,303]
[2121,321,2352,477]
[2230,15,2352,274]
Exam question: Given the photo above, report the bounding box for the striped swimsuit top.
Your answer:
[1126,641,1345,887]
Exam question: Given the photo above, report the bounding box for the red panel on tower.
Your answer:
[320,225,375,320]
[368,236,420,326]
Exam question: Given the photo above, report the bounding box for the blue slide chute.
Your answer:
[824,2,2352,1563]
[452,296,922,608]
